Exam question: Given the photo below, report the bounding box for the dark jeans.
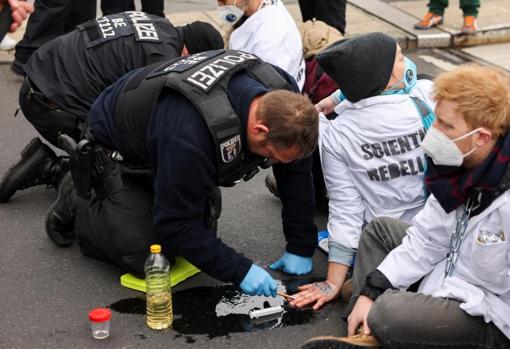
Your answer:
[101,0,165,17]
[75,171,221,278]
[14,0,96,65]
[298,0,347,34]
[346,217,510,349]
[19,78,82,147]
[428,0,480,16]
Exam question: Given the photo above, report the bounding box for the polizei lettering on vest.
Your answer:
[187,52,257,91]
[126,11,159,41]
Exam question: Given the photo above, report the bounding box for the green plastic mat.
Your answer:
[120,256,200,293]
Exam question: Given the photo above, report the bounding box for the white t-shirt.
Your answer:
[321,80,435,264]
[229,0,305,90]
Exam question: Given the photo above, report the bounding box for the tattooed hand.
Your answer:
[289,279,340,310]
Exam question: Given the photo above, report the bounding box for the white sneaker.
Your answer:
[0,35,17,51]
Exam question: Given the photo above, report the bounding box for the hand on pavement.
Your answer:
[289,279,340,310]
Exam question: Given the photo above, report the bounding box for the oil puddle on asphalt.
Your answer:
[109,278,323,338]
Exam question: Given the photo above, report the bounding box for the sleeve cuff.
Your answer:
[360,269,394,301]
[328,241,355,266]
[331,89,342,105]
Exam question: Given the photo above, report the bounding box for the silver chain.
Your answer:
[444,192,482,278]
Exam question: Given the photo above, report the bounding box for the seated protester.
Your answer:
[312,64,510,349]
[217,0,306,91]
[0,13,224,202]
[290,33,436,310]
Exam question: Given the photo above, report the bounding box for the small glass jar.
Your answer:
[88,308,111,339]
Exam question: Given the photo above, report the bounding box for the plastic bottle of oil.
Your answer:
[145,244,172,330]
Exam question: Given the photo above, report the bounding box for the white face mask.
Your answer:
[421,127,483,167]
[217,1,244,24]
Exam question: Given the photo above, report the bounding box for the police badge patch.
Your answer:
[220,135,241,163]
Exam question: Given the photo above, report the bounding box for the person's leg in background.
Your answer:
[141,0,165,17]
[368,290,510,349]
[101,0,134,16]
[12,0,96,75]
[313,0,346,35]
[460,0,480,33]
[0,78,75,203]
[70,0,96,28]
[298,0,316,23]
[415,0,447,30]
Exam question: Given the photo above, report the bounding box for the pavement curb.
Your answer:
[347,0,510,49]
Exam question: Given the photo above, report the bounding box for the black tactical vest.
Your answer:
[114,49,292,185]
[76,11,166,48]
[24,11,181,121]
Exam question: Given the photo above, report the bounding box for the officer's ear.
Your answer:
[252,124,269,135]
[250,123,269,142]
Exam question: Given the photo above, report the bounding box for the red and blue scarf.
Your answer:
[425,132,510,214]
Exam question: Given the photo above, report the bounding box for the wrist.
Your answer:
[324,279,342,299]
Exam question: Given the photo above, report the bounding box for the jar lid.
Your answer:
[88,308,111,322]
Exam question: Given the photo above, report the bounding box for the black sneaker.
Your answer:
[0,138,66,202]
[10,60,25,77]
[45,174,77,247]
[265,172,279,198]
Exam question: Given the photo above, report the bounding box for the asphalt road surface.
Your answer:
[0,48,473,349]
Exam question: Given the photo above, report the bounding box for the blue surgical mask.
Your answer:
[382,57,417,95]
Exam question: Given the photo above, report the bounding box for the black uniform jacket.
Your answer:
[24,12,183,121]
[90,67,317,285]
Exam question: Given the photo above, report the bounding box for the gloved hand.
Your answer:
[240,264,277,297]
[269,252,312,275]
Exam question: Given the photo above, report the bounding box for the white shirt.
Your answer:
[321,80,435,264]
[378,191,510,339]
[229,0,305,90]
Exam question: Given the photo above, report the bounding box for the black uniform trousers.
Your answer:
[14,0,96,66]
[19,78,82,147]
[75,169,221,278]
[101,0,165,17]
[75,172,158,278]
[298,0,347,34]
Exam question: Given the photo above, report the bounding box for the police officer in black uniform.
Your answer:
[0,12,224,202]
[45,50,319,296]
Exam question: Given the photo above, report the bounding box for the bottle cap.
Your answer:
[150,244,161,253]
[88,308,111,323]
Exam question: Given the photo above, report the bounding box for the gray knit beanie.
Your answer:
[316,32,397,103]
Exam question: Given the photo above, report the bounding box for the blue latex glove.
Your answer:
[269,252,312,275]
[240,264,277,297]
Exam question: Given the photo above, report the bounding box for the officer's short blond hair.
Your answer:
[257,90,318,159]
[433,64,510,137]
